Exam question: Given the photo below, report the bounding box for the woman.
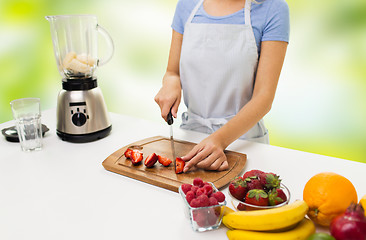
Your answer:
[154,0,289,172]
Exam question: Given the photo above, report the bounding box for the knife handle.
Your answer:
[167,111,174,125]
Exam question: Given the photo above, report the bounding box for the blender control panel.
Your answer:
[69,102,89,127]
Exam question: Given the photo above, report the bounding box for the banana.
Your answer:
[223,200,309,231]
[226,218,315,240]
[222,206,235,216]
[62,51,76,66]
[66,58,90,74]
[76,54,95,66]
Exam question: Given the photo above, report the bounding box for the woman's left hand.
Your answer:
[181,136,229,172]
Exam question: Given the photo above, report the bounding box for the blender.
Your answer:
[46,15,114,143]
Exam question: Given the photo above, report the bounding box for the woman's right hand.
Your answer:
[154,73,182,122]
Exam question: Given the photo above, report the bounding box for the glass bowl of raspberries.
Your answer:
[179,178,226,232]
[228,169,291,211]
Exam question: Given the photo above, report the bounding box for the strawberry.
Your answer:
[124,148,133,159]
[244,189,269,207]
[237,203,246,211]
[229,176,248,201]
[242,169,265,181]
[131,150,143,165]
[246,178,264,190]
[259,172,281,190]
[268,188,287,206]
[158,155,172,167]
[175,157,185,174]
[144,153,158,168]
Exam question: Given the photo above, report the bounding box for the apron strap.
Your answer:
[244,0,252,26]
[186,0,204,25]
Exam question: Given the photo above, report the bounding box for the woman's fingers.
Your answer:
[181,145,203,172]
[182,141,228,172]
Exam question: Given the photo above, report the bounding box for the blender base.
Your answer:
[57,125,112,143]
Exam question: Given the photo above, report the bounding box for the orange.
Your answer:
[359,194,366,217]
[303,172,358,227]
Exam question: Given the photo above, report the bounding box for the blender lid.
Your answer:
[1,125,50,142]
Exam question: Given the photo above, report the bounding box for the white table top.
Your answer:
[1,109,365,239]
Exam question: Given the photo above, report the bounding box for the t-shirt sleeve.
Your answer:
[171,0,197,34]
[261,0,290,43]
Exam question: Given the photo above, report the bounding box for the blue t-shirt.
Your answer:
[171,0,290,55]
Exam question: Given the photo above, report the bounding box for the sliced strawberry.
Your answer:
[158,155,172,167]
[131,150,143,165]
[144,153,158,168]
[175,157,185,174]
[124,148,133,159]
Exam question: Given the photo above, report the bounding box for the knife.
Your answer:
[167,111,176,171]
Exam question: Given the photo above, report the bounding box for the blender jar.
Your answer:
[46,15,114,79]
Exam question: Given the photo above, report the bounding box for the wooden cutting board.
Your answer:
[102,136,246,192]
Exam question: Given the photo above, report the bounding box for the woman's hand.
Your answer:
[154,74,181,122]
[181,135,229,172]
[155,30,183,122]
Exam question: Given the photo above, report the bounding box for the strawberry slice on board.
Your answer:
[124,148,133,159]
[144,153,158,168]
[158,155,172,167]
[131,150,143,165]
[175,157,185,174]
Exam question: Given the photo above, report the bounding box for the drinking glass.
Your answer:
[10,98,42,151]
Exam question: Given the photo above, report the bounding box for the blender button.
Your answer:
[71,110,74,114]
[77,108,80,112]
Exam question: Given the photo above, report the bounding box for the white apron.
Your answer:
[179,0,269,144]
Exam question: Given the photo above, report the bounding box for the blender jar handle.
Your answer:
[97,24,114,66]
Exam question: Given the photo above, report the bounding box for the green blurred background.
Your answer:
[0,0,365,163]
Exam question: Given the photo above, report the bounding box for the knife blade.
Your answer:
[167,111,176,171]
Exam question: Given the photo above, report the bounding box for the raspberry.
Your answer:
[209,196,218,206]
[185,191,195,204]
[197,194,209,207]
[191,185,199,194]
[190,198,200,208]
[193,178,204,187]
[203,182,211,187]
[196,187,206,197]
[212,192,225,202]
[203,185,213,196]
[193,210,207,227]
[181,184,192,194]
[207,210,218,225]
